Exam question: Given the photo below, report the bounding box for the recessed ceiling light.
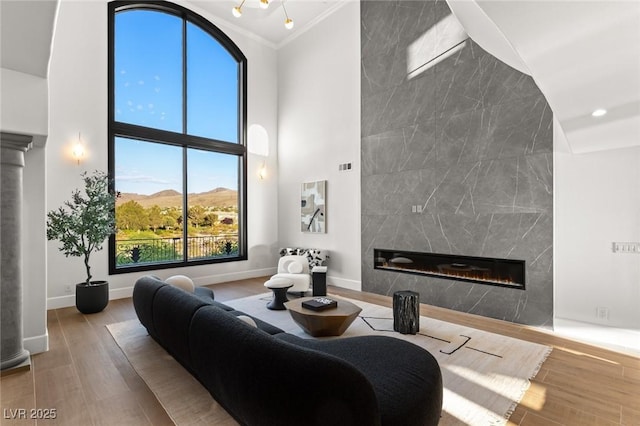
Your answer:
[592,108,607,117]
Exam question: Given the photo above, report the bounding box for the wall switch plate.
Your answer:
[596,306,609,321]
[612,242,640,253]
[338,162,353,172]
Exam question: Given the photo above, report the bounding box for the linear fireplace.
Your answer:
[374,249,525,290]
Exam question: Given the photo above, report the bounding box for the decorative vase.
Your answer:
[75,280,109,314]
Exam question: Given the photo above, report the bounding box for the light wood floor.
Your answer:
[1,277,638,425]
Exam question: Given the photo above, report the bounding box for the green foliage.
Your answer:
[147,205,163,231]
[116,200,148,230]
[127,230,159,240]
[46,171,117,285]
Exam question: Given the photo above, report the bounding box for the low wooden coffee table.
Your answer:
[284,297,362,337]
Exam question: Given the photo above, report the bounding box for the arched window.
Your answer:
[108,1,247,273]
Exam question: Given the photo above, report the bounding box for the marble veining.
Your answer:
[361,1,553,327]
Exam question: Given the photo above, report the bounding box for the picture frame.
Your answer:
[301,180,326,233]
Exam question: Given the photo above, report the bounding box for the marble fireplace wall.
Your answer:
[360,1,554,327]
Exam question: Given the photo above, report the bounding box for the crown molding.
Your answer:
[277,1,349,49]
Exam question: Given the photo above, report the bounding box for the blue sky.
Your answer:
[114,9,239,195]
[115,137,238,195]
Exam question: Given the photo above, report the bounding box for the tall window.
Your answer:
[108,1,247,274]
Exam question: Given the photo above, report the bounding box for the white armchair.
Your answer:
[270,255,311,295]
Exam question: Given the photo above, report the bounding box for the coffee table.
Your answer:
[284,297,362,337]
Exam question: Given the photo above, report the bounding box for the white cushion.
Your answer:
[165,275,195,292]
[236,315,257,327]
[264,278,293,289]
[287,260,304,274]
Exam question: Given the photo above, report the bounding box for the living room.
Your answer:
[1,0,639,424]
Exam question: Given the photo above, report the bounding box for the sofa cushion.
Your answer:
[190,306,381,426]
[275,333,443,426]
[132,276,166,337]
[152,284,209,370]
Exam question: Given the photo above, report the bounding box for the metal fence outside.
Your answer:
[115,234,239,266]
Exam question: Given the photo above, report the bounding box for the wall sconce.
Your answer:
[72,132,85,165]
[258,160,267,180]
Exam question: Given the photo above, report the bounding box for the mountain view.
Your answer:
[114,187,239,266]
[117,187,237,208]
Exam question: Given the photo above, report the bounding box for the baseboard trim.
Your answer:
[47,268,279,310]
[327,276,361,292]
[47,295,75,310]
[24,332,49,355]
[554,317,640,356]
[193,267,277,286]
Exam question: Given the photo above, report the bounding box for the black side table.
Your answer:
[393,290,420,334]
[312,266,327,296]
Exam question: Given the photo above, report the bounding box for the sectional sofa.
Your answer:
[132,275,443,426]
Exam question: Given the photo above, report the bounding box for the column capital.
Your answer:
[1,132,33,152]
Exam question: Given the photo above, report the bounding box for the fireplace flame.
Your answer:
[374,249,525,290]
[378,264,518,286]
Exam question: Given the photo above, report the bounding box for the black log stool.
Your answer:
[393,290,420,334]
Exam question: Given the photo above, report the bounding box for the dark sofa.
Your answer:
[133,275,443,426]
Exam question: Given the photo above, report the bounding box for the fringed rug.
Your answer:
[108,293,551,425]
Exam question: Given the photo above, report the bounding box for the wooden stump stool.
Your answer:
[393,290,420,334]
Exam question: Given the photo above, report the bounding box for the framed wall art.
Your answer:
[301,180,326,233]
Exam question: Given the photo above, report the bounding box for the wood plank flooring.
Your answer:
[1,277,638,425]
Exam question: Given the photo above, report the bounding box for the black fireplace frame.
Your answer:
[374,249,526,290]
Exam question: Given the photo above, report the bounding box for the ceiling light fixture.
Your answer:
[232,0,294,30]
[282,1,294,30]
[592,108,607,117]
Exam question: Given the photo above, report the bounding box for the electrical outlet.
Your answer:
[338,162,353,172]
[65,285,73,293]
[612,242,640,253]
[596,306,609,321]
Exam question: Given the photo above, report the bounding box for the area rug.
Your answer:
[108,294,551,425]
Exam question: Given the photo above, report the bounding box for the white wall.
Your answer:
[555,124,640,331]
[0,68,49,353]
[46,0,279,308]
[23,146,48,353]
[277,2,361,290]
[0,68,48,145]
[1,67,49,354]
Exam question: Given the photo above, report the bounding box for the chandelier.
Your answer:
[232,0,294,30]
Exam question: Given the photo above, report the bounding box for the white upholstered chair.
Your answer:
[270,255,311,295]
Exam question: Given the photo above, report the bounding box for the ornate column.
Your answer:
[1,132,32,372]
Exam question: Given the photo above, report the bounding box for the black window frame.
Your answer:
[108,0,248,275]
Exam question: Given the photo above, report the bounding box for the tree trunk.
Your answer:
[84,252,92,285]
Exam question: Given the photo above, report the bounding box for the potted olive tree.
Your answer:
[47,170,117,314]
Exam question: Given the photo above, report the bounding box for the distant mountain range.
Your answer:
[117,187,237,208]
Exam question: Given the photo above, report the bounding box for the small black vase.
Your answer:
[75,281,109,314]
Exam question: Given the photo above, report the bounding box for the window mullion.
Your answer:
[182,17,189,263]
[182,147,189,263]
[182,16,188,136]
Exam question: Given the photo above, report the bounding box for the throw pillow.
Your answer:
[287,260,304,274]
[236,315,257,327]
[165,275,195,293]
